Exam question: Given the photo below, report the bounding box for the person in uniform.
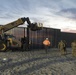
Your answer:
[58,40,66,55]
[43,38,51,53]
[71,40,76,57]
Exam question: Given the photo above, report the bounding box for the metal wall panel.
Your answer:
[29,27,61,49]
[6,27,61,49]
[60,32,76,47]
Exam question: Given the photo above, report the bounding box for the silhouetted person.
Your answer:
[21,37,28,51]
[63,40,67,54]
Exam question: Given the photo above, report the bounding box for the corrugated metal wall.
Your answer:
[29,27,61,49]
[60,32,76,47]
[6,27,27,39]
[6,27,61,49]
[6,27,76,49]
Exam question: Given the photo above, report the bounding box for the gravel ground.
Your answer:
[0,48,76,75]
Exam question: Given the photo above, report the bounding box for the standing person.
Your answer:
[28,40,32,51]
[21,37,28,51]
[63,40,67,54]
[71,40,76,57]
[58,40,66,55]
[43,38,51,53]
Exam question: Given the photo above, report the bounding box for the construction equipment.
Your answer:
[0,17,43,51]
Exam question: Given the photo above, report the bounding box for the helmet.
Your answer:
[46,38,48,40]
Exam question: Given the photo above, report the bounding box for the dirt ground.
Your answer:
[0,48,76,75]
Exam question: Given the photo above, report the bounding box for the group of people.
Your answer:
[43,38,76,57]
[58,40,76,56]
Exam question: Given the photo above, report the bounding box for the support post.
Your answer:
[27,25,29,50]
